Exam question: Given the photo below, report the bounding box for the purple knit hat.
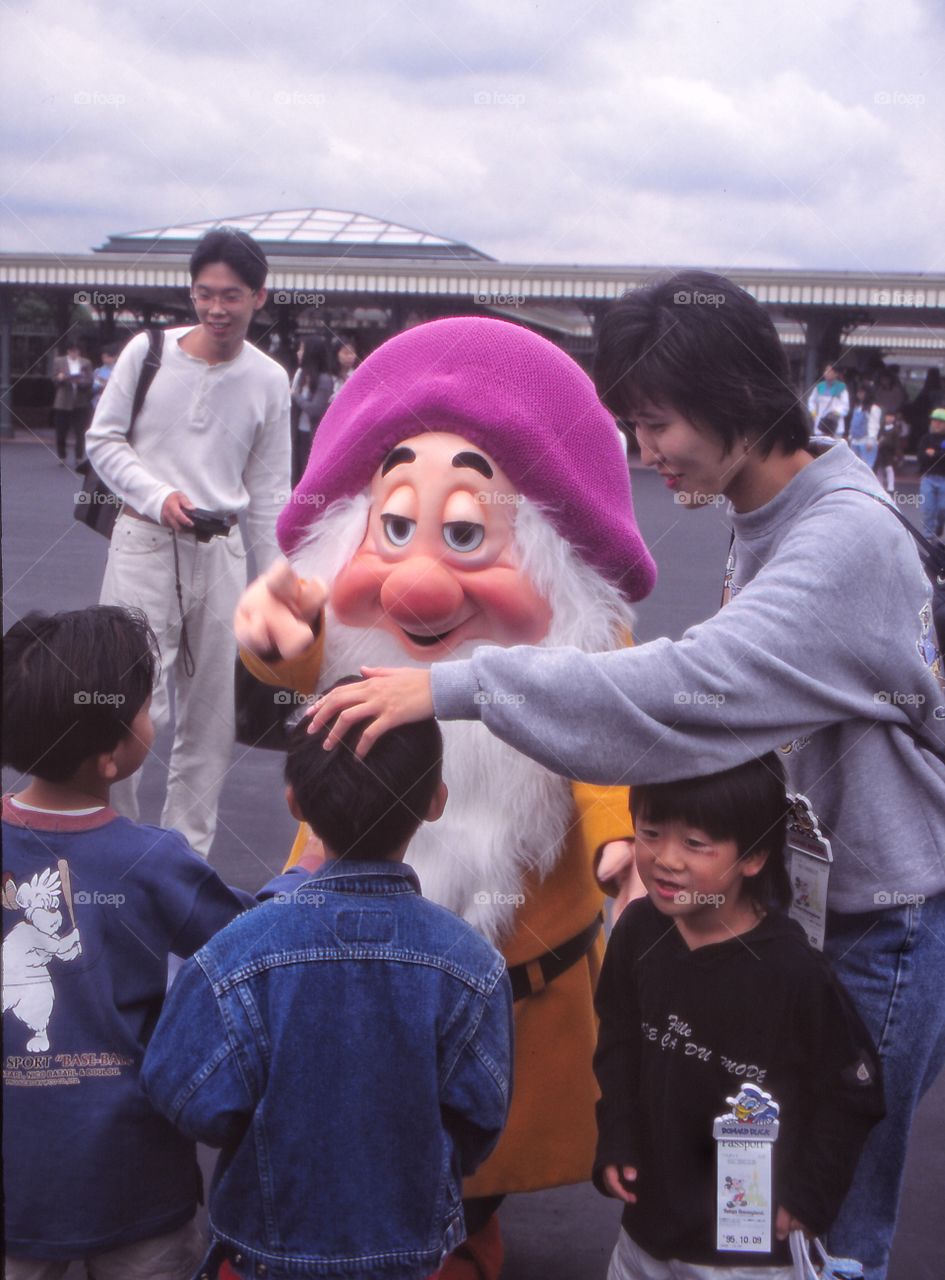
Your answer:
[278,317,656,602]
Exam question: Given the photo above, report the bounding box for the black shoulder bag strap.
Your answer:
[75,328,164,538]
[129,328,164,433]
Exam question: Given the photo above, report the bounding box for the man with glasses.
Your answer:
[86,228,291,856]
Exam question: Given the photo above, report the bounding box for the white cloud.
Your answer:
[2,0,942,271]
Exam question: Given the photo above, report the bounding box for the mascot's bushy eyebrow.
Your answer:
[381,446,416,476]
[452,451,493,479]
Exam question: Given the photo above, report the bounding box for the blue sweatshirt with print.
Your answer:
[1,798,250,1259]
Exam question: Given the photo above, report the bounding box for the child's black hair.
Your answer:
[284,677,443,861]
[189,227,268,292]
[630,752,792,909]
[2,606,157,783]
[594,270,810,459]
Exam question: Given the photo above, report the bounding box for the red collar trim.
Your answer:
[2,795,119,832]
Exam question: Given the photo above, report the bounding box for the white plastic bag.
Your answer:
[789,1230,865,1279]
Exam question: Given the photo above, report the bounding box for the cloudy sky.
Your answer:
[2,0,942,272]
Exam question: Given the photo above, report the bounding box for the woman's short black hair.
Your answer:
[285,678,443,861]
[594,270,810,458]
[2,607,157,783]
[630,752,792,910]
[189,227,268,292]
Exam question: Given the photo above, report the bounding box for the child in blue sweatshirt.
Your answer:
[2,606,250,1279]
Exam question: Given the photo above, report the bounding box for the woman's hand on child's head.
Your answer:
[602,1164,638,1204]
[775,1206,810,1240]
[234,560,327,659]
[306,667,435,756]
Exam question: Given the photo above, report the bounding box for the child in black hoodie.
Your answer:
[593,753,884,1277]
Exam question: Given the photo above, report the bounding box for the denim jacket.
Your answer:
[142,861,513,1280]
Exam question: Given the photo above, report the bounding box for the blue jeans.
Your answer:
[824,893,945,1279]
[919,473,945,538]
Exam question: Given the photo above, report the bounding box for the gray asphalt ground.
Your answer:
[2,435,941,1279]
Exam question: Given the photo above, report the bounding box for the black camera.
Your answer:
[186,508,234,543]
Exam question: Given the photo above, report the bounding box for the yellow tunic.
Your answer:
[242,642,631,1194]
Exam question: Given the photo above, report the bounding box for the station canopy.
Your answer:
[95,208,493,262]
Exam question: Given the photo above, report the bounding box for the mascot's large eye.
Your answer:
[442,521,485,552]
[381,514,416,547]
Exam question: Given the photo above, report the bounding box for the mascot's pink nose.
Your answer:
[380,558,466,632]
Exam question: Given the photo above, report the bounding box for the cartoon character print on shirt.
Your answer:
[917,597,944,703]
[2,864,82,1052]
[720,544,738,607]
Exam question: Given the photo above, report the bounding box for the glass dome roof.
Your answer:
[96,209,491,260]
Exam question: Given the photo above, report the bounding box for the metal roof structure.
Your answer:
[1,213,942,439]
[95,208,492,261]
[3,251,943,319]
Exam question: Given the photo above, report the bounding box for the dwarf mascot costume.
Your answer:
[239,317,656,1279]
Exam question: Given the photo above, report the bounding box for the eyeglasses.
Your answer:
[192,287,256,305]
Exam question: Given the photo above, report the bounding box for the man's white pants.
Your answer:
[100,513,246,856]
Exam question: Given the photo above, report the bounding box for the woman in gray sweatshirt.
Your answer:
[311,272,945,1280]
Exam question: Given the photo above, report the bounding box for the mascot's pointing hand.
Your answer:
[235,560,327,659]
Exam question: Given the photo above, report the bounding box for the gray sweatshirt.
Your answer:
[432,443,945,912]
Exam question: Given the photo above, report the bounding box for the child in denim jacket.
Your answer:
[143,680,514,1280]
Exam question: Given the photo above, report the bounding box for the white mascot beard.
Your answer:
[291,492,637,945]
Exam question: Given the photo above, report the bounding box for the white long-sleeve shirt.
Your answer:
[86,327,291,570]
[807,379,850,435]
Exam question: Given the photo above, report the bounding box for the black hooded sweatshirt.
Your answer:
[593,898,885,1266]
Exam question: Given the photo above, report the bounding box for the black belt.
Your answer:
[507,914,603,1002]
